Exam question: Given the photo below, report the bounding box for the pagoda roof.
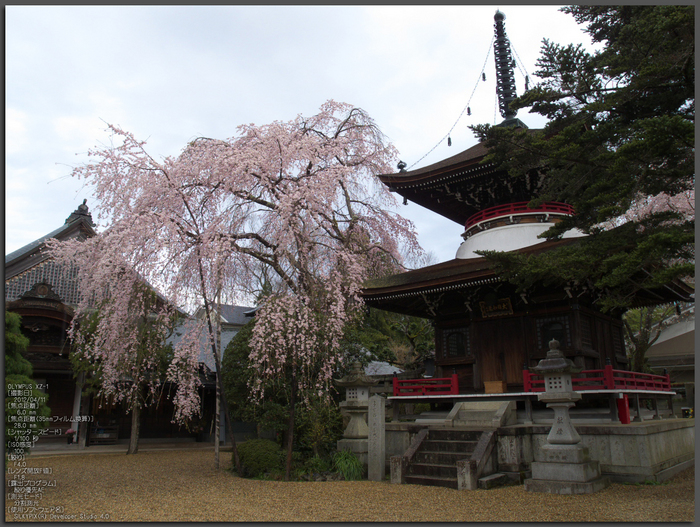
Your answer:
[380,129,541,226]
[362,238,571,301]
[383,140,492,184]
[361,237,694,319]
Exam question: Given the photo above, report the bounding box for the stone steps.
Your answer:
[449,400,517,428]
[420,439,479,452]
[428,428,483,442]
[395,403,511,490]
[414,411,450,425]
[405,464,508,490]
[414,450,470,465]
[478,472,510,489]
[405,473,459,489]
[408,462,458,478]
[404,429,479,489]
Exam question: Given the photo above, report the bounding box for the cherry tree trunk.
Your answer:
[127,399,141,455]
[214,296,222,469]
[284,375,297,481]
[214,371,221,469]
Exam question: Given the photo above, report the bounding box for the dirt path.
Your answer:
[5,450,694,522]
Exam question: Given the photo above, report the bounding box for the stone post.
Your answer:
[368,395,386,481]
[524,339,610,494]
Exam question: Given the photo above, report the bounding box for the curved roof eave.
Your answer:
[379,127,541,188]
[379,141,492,188]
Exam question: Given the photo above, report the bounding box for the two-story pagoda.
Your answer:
[361,11,693,394]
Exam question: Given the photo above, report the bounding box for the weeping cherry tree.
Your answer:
[48,100,422,475]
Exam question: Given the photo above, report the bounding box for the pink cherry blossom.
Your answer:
[47,100,423,432]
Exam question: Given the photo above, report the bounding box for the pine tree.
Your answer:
[5,312,51,460]
[471,5,694,312]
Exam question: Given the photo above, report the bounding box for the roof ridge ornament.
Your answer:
[65,199,96,227]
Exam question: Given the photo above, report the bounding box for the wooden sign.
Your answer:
[479,297,513,318]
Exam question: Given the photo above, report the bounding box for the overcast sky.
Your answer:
[6,5,598,265]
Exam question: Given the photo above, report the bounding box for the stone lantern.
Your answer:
[335,361,378,467]
[532,338,582,445]
[524,339,610,494]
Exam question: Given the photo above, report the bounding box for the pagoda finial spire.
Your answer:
[493,10,525,128]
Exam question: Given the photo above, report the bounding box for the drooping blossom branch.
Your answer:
[46,234,189,419]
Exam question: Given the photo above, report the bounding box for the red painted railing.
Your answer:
[522,364,671,393]
[465,201,575,230]
[393,374,459,397]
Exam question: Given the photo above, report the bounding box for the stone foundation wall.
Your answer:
[385,423,423,465]
[496,427,533,474]
[384,419,694,483]
[498,419,695,483]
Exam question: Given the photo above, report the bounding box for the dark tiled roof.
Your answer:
[5,213,97,305]
[187,304,255,371]
[6,205,97,269]
[5,260,81,304]
[220,305,256,326]
[5,223,73,266]
[365,361,403,376]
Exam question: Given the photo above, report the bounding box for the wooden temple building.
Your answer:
[361,12,694,396]
[5,202,252,445]
[5,201,97,442]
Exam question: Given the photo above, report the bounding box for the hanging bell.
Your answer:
[448,136,452,147]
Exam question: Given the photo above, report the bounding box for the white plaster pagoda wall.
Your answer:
[456,222,586,259]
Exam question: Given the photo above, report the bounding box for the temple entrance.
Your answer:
[474,317,528,391]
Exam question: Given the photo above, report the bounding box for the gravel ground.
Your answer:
[5,449,695,522]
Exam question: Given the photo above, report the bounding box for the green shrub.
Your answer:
[413,402,431,414]
[236,439,283,478]
[304,454,331,474]
[332,449,364,481]
[294,395,344,458]
[222,320,291,439]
